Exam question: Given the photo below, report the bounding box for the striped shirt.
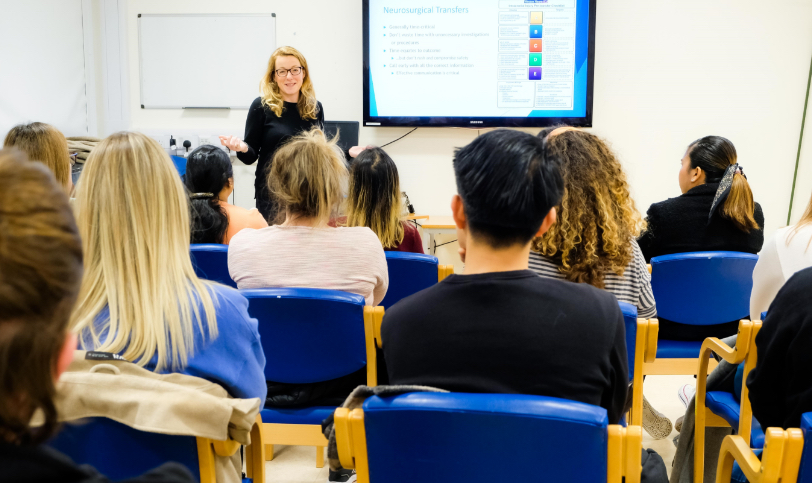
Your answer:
[529,240,657,318]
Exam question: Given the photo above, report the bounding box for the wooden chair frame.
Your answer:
[335,407,644,483]
[629,319,659,426]
[262,306,383,468]
[244,414,266,483]
[196,432,242,483]
[438,265,454,282]
[694,319,762,483]
[716,429,804,483]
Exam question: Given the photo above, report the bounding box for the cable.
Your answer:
[380,128,418,148]
[787,50,812,224]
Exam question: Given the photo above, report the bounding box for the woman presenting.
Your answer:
[220,46,365,222]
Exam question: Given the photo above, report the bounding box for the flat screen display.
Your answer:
[363,0,596,128]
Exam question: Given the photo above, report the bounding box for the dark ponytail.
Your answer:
[184,145,232,244]
[688,136,758,233]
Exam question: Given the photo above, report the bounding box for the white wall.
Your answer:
[789,73,812,226]
[101,0,812,240]
[0,0,89,137]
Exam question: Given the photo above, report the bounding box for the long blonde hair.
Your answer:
[3,122,72,192]
[269,128,347,225]
[260,46,319,120]
[345,147,404,248]
[70,132,218,371]
[532,129,646,288]
[787,192,812,250]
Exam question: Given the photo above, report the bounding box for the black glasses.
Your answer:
[69,153,78,166]
[274,66,304,78]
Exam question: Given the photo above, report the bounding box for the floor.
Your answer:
[263,374,696,483]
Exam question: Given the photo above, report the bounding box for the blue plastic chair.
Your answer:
[171,155,187,177]
[240,288,382,468]
[619,301,658,427]
[380,252,441,309]
[646,251,758,375]
[190,244,237,288]
[48,416,255,482]
[716,412,811,483]
[335,392,644,483]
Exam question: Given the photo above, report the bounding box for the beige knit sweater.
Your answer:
[228,225,389,306]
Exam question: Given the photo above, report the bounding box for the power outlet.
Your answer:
[199,135,212,146]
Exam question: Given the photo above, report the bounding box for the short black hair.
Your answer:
[453,129,563,248]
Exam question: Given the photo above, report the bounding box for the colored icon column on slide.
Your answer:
[529,67,542,80]
[530,11,543,24]
[529,53,542,66]
[529,39,542,52]
[529,25,543,38]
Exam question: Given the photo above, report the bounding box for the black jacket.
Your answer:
[748,267,812,430]
[638,183,764,262]
[0,441,194,483]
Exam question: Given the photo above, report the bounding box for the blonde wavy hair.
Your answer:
[532,129,646,288]
[345,147,404,248]
[269,127,347,225]
[3,122,72,192]
[260,46,319,120]
[70,132,218,371]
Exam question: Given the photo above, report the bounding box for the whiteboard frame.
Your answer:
[137,13,276,109]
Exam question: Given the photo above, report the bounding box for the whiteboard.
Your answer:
[138,14,275,109]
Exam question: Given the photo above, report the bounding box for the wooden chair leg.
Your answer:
[265,444,274,461]
[316,445,325,468]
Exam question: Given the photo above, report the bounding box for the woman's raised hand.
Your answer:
[219,135,248,153]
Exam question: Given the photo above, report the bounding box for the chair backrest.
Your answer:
[650,251,758,325]
[241,288,367,384]
[619,301,637,381]
[360,392,610,482]
[190,244,237,288]
[379,252,439,309]
[48,417,201,481]
[799,412,812,483]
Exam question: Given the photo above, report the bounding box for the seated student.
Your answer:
[750,191,812,319]
[344,147,423,254]
[0,149,194,483]
[229,128,388,306]
[70,132,266,401]
[528,128,669,439]
[748,266,812,431]
[184,145,267,244]
[383,129,628,422]
[530,128,656,318]
[4,122,73,193]
[638,136,764,341]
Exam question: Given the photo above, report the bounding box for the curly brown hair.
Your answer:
[531,129,645,288]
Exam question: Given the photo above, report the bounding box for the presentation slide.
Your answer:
[364,0,594,127]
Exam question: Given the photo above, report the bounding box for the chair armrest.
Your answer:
[212,438,241,457]
[335,408,355,470]
[697,320,754,404]
[607,425,642,483]
[363,307,384,386]
[646,264,652,274]
[716,429,804,483]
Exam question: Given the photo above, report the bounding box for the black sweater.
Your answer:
[237,97,324,198]
[382,270,629,424]
[748,267,812,430]
[0,441,194,483]
[637,183,764,262]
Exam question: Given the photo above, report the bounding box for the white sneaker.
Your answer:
[642,396,673,440]
[678,384,696,408]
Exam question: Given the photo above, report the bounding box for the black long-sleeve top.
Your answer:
[748,267,812,430]
[382,270,629,424]
[237,97,324,198]
[637,183,764,263]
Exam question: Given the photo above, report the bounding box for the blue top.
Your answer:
[79,284,267,401]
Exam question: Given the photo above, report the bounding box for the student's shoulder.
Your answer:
[230,224,275,245]
[337,226,384,246]
[527,276,622,318]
